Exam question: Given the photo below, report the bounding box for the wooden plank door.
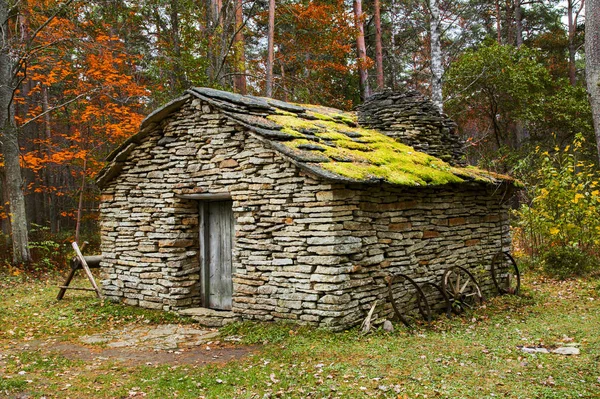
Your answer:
[200,201,234,310]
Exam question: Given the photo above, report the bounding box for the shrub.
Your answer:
[542,246,596,280]
[514,135,600,278]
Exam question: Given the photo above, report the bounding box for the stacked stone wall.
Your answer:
[357,91,466,166]
[100,98,365,327]
[100,96,511,330]
[305,184,511,327]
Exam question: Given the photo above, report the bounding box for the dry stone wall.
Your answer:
[357,91,466,166]
[100,96,511,330]
[343,184,510,325]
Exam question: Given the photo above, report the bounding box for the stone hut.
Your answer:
[96,87,517,329]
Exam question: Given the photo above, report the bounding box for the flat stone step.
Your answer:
[178,307,241,328]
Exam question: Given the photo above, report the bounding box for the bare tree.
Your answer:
[586,0,600,162]
[265,0,275,97]
[354,0,370,100]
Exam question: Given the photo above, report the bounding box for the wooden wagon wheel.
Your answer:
[419,281,451,318]
[491,251,520,295]
[441,266,483,314]
[387,274,432,328]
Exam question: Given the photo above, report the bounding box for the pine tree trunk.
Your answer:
[429,0,443,112]
[169,0,187,93]
[353,0,370,101]
[265,0,275,97]
[515,0,523,47]
[586,0,600,162]
[374,0,384,91]
[1,0,31,264]
[233,0,247,94]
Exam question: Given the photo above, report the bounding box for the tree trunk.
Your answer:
[169,0,187,93]
[207,0,223,84]
[1,0,31,264]
[586,0,600,162]
[515,0,523,47]
[75,157,86,243]
[233,0,247,94]
[374,0,384,91]
[280,60,288,102]
[567,0,584,86]
[265,0,275,97]
[495,0,502,44]
[429,0,443,112]
[41,85,57,233]
[505,0,515,45]
[353,0,370,101]
[568,0,576,85]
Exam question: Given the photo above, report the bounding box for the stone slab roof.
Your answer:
[96,87,518,189]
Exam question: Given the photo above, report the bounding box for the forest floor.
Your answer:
[0,269,599,398]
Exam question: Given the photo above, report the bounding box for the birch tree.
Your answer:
[428,0,443,111]
[586,0,600,161]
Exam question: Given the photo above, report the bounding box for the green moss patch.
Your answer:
[266,111,510,187]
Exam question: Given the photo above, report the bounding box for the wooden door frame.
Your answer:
[198,201,210,308]
[197,196,234,309]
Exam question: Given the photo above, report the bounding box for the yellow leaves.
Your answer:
[592,190,600,197]
[549,227,560,236]
[572,193,584,203]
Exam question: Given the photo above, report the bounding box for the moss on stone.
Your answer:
[268,115,326,132]
[274,109,297,117]
[279,127,305,138]
[267,109,512,187]
[306,111,336,122]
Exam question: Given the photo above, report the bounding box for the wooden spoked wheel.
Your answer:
[441,266,483,314]
[419,281,451,318]
[388,274,432,327]
[491,251,520,295]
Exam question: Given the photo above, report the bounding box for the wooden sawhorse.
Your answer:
[57,242,103,300]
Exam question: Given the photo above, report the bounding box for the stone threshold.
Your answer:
[178,307,241,328]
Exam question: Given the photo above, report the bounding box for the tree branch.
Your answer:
[19,89,99,129]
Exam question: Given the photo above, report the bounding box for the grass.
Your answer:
[1,271,599,398]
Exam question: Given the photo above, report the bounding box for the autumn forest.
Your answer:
[1,0,599,270]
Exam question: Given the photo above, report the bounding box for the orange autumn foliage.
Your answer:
[11,3,147,222]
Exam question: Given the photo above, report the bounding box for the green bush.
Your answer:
[514,135,600,274]
[542,246,596,280]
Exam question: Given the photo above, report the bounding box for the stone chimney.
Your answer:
[356,90,466,166]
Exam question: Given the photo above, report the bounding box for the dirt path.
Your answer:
[4,324,256,367]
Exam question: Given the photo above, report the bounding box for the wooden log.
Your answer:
[72,242,102,299]
[69,255,103,270]
[58,286,97,291]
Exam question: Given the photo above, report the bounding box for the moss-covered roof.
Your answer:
[96,87,517,189]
